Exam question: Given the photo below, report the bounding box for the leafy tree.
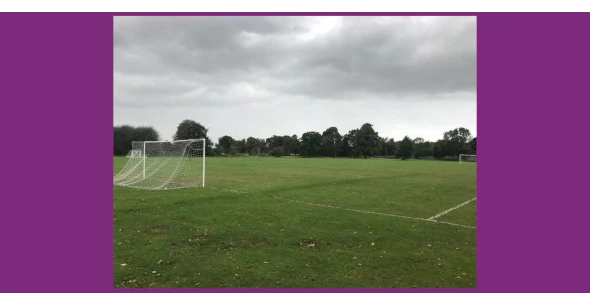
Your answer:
[281,135,298,155]
[173,119,213,155]
[397,136,415,160]
[114,125,159,156]
[413,137,434,158]
[340,129,360,157]
[442,127,473,157]
[300,131,323,157]
[321,127,342,157]
[246,137,265,155]
[114,125,135,156]
[265,135,284,152]
[379,137,395,156]
[213,145,224,156]
[469,137,477,154]
[229,139,247,155]
[354,123,381,159]
[433,139,452,159]
[290,135,301,155]
[135,126,160,142]
[270,146,285,157]
[217,135,235,155]
[339,133,353,157]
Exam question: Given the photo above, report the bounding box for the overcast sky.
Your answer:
[114,16,476,143]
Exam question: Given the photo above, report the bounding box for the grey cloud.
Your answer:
[114,16,476,142]
[115,16,475,88]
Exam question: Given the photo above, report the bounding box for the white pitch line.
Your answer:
[272,195,426,221]
[435,221,476,229]
[272,195,476,229]
[427,197,477,220]
[206,187,476,229]
[206,186,252,194]
[215,178,258,183]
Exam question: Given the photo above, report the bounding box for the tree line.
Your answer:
[114,119,476,160]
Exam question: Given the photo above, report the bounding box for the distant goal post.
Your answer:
[459,154,476,164]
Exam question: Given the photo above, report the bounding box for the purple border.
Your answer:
[1,12,589,293]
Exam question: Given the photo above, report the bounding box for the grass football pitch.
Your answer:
[114,156,477,288]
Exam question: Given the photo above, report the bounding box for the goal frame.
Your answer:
[115,138,206,189]
[458,154,476,164]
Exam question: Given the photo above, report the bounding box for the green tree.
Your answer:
[114,125,135,156]
[397,136,415,160]
[413,137,434,159]
[287,135,300,155]
[246,137,265,155]
[217,135,235,155]
[321,127,342,157]
[114,125,159,156]
[213,145,224,156]
[265,135,284,152]
[300,131,323,157]
[433,139,452,159]
[469,137,476,154]
[229,139,247,155]
[354,123,381,159]
[280,135,297,155]
[173,119,213,155]
[340,129,360,157]
[379,137,395,156]
[135,126,160,142]
[443,127,473,157]
[270,146,285,157]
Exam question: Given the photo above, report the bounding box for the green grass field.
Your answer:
[114,156,477,288]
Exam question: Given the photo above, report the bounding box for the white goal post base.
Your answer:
[459,154,476,163]
[114,139,206,190]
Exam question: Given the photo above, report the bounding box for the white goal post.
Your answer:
[114,139,206,190]
[459,154,476,163]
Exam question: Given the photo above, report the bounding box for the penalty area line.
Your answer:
[271,195,476,229]
[427,197,477,220]
[205,187,476,229]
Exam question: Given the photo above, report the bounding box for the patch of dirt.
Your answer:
[214,241,240,251]
[127,208,145,213]
[151,227,169,233]
[193,234,211,241]
[299,239,320,249]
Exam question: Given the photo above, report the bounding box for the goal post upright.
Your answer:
[143,141,146,178]
[202,138,206,187]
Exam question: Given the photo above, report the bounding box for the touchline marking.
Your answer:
[272,195,476,229]
[428,197,477,220]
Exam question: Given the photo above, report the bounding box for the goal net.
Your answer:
[129,149,143,158]
[114,139,205,190]
[459,154,476,163]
